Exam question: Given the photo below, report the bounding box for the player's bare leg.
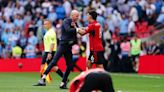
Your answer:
[87,60,92,70]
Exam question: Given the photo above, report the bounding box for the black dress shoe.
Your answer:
[59,82,67,89]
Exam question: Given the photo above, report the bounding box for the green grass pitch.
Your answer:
[0,72,164,92]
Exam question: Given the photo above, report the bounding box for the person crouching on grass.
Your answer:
[70,68,115,92]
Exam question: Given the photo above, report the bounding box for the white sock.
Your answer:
[42,74,46,79]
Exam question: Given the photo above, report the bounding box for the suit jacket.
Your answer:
[109,42,121,57]
[60,18,78,45]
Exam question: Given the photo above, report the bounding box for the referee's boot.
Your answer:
[59,82,67,89]
[33,79,46,86]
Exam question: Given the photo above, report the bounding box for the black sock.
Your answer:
[56,69,63,78]
[62,68,71,83]
[43,78,46,82]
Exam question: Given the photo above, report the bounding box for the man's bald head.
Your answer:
[43,20,52,30]
[70,10,79,22]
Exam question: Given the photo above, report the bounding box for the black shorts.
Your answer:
[131,54,139,62]
[88,51,105,64]
[79,72,114,92]
[41,51,56,64]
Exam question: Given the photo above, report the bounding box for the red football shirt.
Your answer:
[85,21,104,51]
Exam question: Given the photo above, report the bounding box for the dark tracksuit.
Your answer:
[44,18,78,83]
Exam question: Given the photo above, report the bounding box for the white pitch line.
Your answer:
[141,75,161,79]
[111,73,162,79]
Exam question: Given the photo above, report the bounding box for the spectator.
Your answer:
[128,16,135,35]
[111,10,121,29]
[154,0,163,15]
[4,43,12,58]
[106,15,115,33]
[1,28,10,45]
[117,0,130,16]
[0,42,3,58]
[129,5,139,22]
[24,42,37,58]
[120,37,131,58]
[14,14,24,28]
[103,24,111,60]
[47,9,57,23]
[136,0,145,22]
[156,6,164,24]
[19,31,27,49]
[97,12,105,34]
[120,37,131,72]
[4,18,14,32]
[56,19,63,40]
[4,2,13,19]
[119,14,129,36]
[12,43,22,59]
[36,13,44,27]
[130,35,141,72]
[146,1,156,25]
[72,44,80,63]
[91,0,106,15]
[56,2,66,20]
[109,36,121,72]
[24,11,32,23]
[82,0,90,6]
[159,42,164,54]
[103,24,112,70]
[28,31,38,46]
[8,28,20,48]
[63,0,72,17]
[24,0,33,13]
[105,3,113,18]
[146,40,160,55]
[13,1,25,15]
[42,0,52,9]
[0,15,5,31]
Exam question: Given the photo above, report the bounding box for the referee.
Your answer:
[34,20,63,86]
[34,10,79,89]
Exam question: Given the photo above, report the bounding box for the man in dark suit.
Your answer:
[109,37,121,72]
[34,10,79,89]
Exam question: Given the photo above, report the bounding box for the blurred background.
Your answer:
[0,0,164,73]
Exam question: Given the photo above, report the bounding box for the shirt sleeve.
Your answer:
[63,19,76,33]
[85,24,94,34]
